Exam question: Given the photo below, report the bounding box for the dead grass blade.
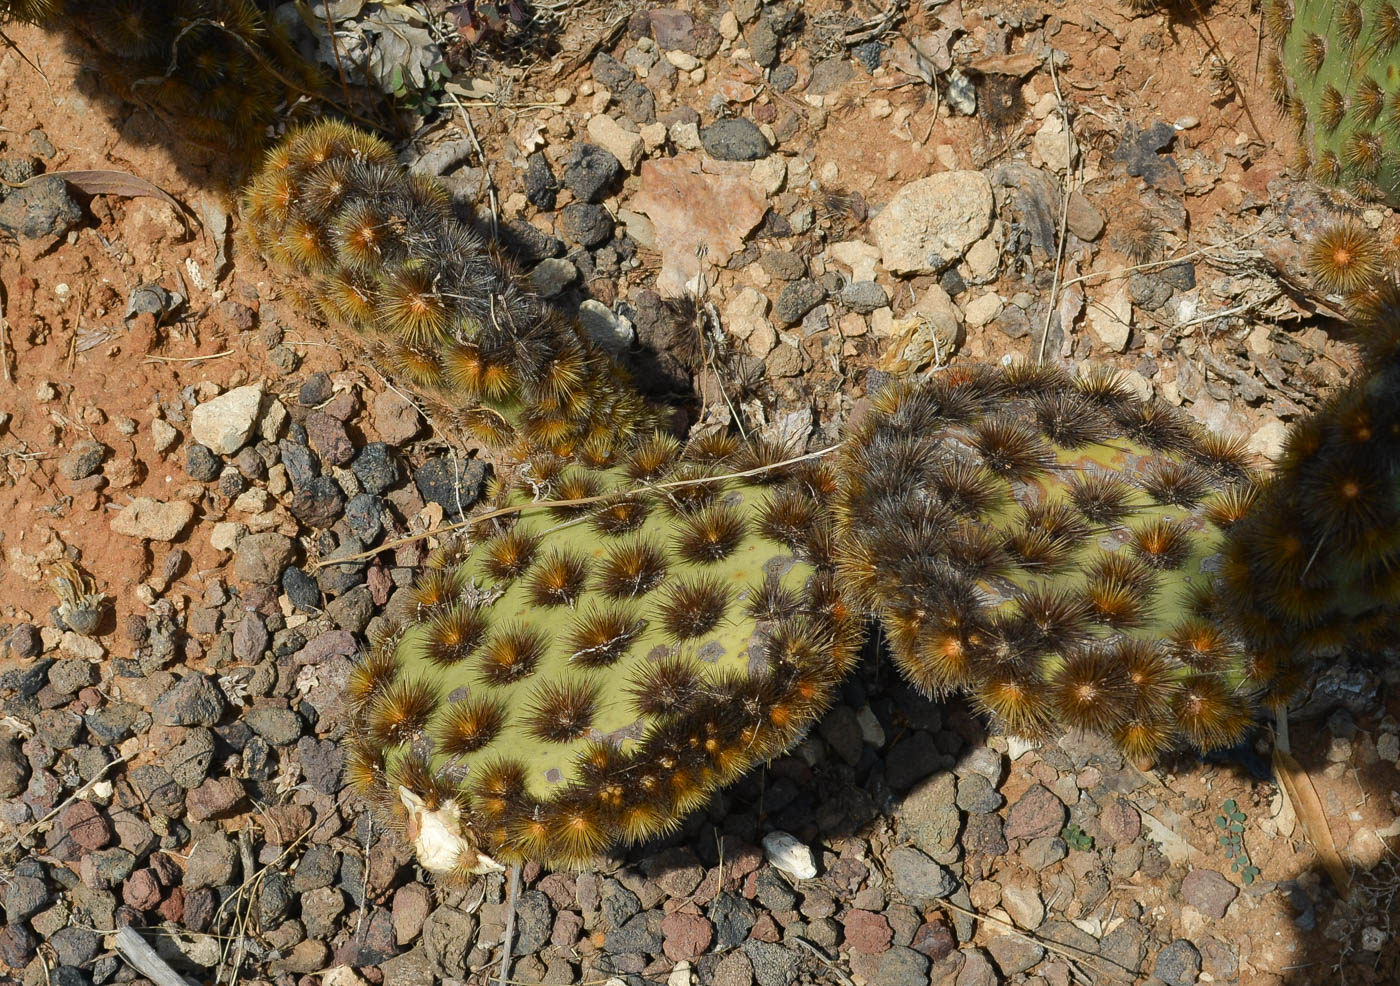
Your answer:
[1274,740,1352,898]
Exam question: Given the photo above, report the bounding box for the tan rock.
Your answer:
[111,498,195,542]
[586,114,644,170]
[634,155,768,296]
[1087,286,1133,353]
[871,172,994,274]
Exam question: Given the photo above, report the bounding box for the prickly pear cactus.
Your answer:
[1219,235,1400,671]
[0,0,57,20]
[1266,0,1400,203]
[244,122,660,460]
[835,363,1269,761]
[345,433,860,872]
[1,1,319,152]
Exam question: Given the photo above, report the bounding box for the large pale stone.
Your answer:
[634,155,768,296]
[724,287,776,357]
[871,171,994,275]
[111,498,195,541]
[830,240,882,283]
[190,386,262,455]
[1088,286,1133,353]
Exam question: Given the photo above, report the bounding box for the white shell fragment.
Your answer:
[762,830,818,880]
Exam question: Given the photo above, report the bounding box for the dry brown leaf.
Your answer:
[21,169,187,217]
[1274,744,1351,897]
[967,52,1041,77]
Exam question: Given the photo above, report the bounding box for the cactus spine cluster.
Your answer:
[835,364,1267,760]
[0,1,318,154]
[346,436,859,872]
[244,122,660,460]
[1266,0,1400,204]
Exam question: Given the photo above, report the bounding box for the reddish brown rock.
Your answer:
[1182,868,1239,920]
[911,917,956,961]
[59,799,113,851]
[748,913,782,943]
[391,883,432,945]
[1098,797,1142,846]
[1004,784,1067,841]
[842,909,893,954]
[123,869,163,911]
[633,155,767,296]
[186,776,245,822]
[660,911,714,962]
[157,886,185,923]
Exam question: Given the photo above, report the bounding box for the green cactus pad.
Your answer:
[835,363,1268,761]
[1268,0,1400,203]
[346,436,859,871]
[244,122,661,460]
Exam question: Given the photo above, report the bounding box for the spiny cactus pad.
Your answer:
[346,434,859,872]
[4,1,318,153]
[1219,266,1400,669]
[836,364,1269,760]
[0,0,58,21]
[244,122,659,460]
[1267,0,1400,203]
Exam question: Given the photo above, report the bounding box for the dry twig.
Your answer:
[314,442,844,568]
[1036,53,1074,365]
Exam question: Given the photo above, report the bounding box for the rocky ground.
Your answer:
[1,1,1400,985]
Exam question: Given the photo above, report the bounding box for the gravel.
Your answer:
[889,846,957,903]
[774,278,825,325]
[289,474,347,528]
[0,174,81,239]
[167,727,215,787]
[955,772,1004,814]
[740,940,799,986]
[421,906,476,977]
[234,532,296,584]
[152,672,226,726]
[59,439,106,480]
[352,442,400,495]
[561,202,614,247]
[184,833,239,890]
[299,372,334,406]
[699,118,771,160]
[345,491,385,542]
[413,456,486,519]
[282,566,322,611]
[563,143,621,203]
[1153,939,1203,986]
[709,892,758,949]
[245,705,304,745]
[2,876,50,923]
[524,153,559,210]
[840,279,888,313]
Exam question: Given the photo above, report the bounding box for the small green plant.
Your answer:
[1215,798,1260,884]
[1062,823,1094,852]
[389,60,450,115]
